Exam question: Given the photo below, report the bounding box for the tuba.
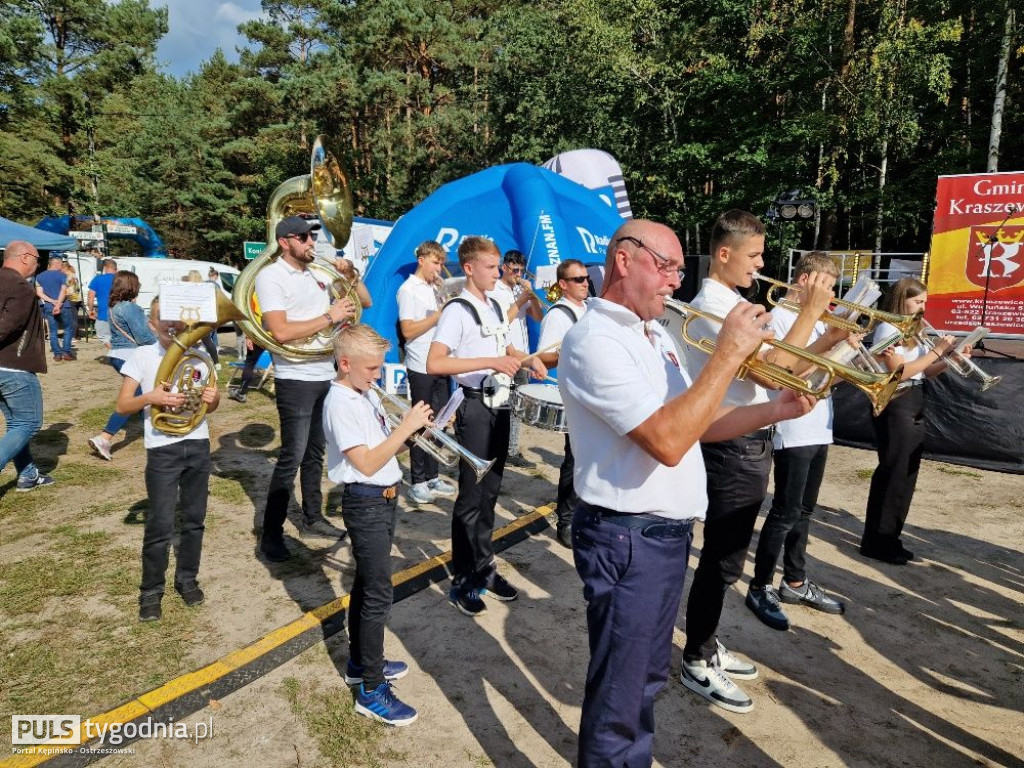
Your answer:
[151,292,248,436]
[232,135,361,361]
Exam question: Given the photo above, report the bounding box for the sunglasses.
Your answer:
[562,276,588,284]
[288,232,314,242]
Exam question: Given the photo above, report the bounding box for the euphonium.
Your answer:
[754,272,924,338]
[232,135,361,361]
[151,292,248,436]
[668,298,904,416]
[369,383,495,482]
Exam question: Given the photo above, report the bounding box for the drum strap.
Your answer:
[551,303,579,323]
[446,297,508,353]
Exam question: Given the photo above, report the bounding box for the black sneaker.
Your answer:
[16,473,56,492]
[449,585,486,617]
[506,454,534,469]
[779,580,845,615]
[228,391,247,403]
[138,596,162,622]
[303,518,348,540]
[859,546,909,565]
[481,572,518,602]
[745,585,790,631]
[260,535,290,562]
[175,581,206,607]
[556,525,572,549]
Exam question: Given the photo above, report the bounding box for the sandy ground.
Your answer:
[2,333,1023,767]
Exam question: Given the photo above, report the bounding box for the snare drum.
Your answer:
[510,383,568,432]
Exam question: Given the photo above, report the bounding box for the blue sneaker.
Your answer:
[344,659,409,686]
[745,585,790,631]
[427,477,456,496]
[16,473,55,492]
[354,681,418,726]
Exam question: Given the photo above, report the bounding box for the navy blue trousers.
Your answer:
[573,503,693,768]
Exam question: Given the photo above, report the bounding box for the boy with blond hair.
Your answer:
[323,324,433,726]
[116,297,220,622]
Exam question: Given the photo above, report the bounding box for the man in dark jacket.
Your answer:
[0,241,54,492]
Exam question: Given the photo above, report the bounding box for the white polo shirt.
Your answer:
[538,298,586,351]
[769,306,833,449]
[323,382,403,486]
[121,342,211,450]
[488,279,530,352]
[253,258,335,381]
[684,278,770,408]
[559,298,707,520]
[874,321,925,381]
[397,273,439,374]
[432,290,507,388]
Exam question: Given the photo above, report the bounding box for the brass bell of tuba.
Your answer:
[232,134,361,361]
[151,292,248,436]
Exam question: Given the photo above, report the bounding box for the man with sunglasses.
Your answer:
[560,219,812,766]
[255,216,356,562]
[536,258,590,547]
[489,250,543,467]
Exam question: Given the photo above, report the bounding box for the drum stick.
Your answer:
[519,341,562,367]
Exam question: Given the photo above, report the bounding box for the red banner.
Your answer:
[927,172,1024,337]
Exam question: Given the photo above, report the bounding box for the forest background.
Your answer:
[0,0,1019,269]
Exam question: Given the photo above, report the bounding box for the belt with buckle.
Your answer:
[461,386,483,399]
[897,379,923,390]
[580,502,694,539]
[345,482,399,500]
[743,427,774,441]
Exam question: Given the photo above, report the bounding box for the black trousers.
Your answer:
[341,489,399,690]
[555,434,577,528]
[683,435,772,662]
[752,443,828,587]
[263,378,331,538]
[862,386,925,556]
[451,395,509,589]
[406,369,450,484]
[141,439,210,598]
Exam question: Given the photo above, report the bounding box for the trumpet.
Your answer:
[754,272,924,338]
[669,298,904,416]
[370,383,495,482]
[916,321,1001,391]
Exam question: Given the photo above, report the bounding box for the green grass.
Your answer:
[209,471,256,506]
[78,402,119,431]
[856,468,874,479]
[281,676,406,768]
[53,461,121,488]
[935,464,983,479]
[0,522,213,740]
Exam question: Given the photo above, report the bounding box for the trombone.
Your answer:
[916,321,1001,391]
[370,383,495,482]
[754,272,924,339]
[668,298,904,416]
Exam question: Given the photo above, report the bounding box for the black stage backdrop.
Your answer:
[833,353,1024,474]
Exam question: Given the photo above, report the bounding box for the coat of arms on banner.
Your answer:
[968,225,1024,292]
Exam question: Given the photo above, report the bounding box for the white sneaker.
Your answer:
[713,640,758,680]
[88,436,113,461]
[408,482,435,505]
[680,657,753,713]
[427,477,456,496]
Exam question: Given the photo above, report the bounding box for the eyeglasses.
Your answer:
[563,276,588,284]
[288,232,314,242]
[505,265,524,274]
[617,236,685,280]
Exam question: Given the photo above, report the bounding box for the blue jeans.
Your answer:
[101,357,140,436]
[43,303,75,356]
[573,502,693,768]
[0,370,43,479]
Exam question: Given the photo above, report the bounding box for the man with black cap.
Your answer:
[255,215,357,561]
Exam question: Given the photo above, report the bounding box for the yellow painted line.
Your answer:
[2,504,554,768]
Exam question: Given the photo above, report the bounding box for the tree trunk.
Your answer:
[987,3,1014,172]
[875,135,888,257]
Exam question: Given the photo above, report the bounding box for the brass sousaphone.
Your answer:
[231,134,361,360]
[151,135,359,435]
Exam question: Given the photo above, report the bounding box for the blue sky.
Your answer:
[155,0,264,77]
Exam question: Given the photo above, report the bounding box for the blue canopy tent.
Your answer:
[363,163,624,363]
[0,216,77,251]
[35,216,168,257]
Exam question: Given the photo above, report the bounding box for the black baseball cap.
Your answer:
[275,216,321,240]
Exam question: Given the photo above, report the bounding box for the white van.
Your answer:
[66,254,241,314]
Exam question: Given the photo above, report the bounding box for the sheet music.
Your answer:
[433,388,465,428]
[158,283,218,323]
